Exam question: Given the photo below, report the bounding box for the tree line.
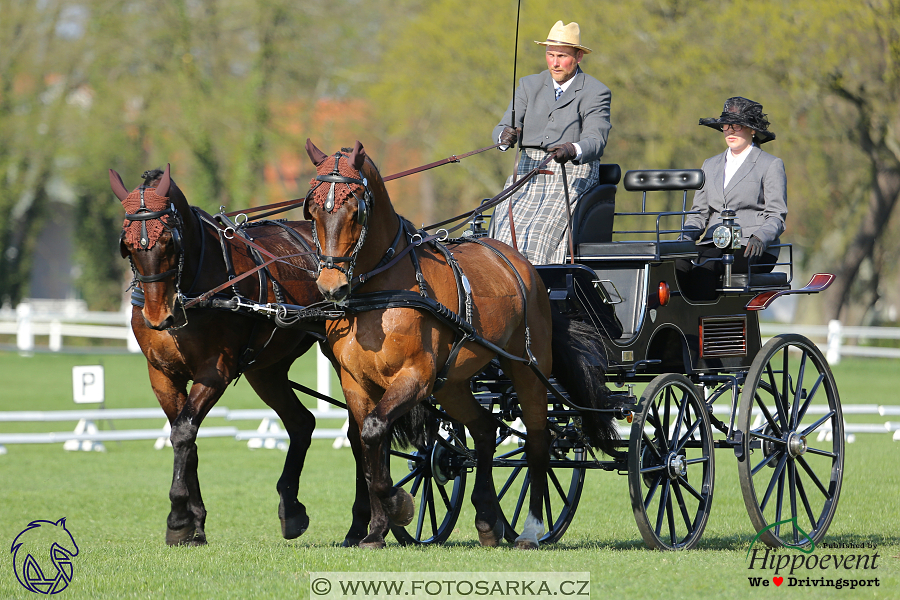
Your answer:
[1,0,897,324]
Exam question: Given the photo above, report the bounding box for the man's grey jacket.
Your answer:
[493,68,611,164]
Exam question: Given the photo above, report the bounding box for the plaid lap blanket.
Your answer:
[489,148,600,264]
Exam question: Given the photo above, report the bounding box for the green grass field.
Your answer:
[0,351,898,599]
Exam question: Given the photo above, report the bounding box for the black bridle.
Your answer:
[305,152,373,285]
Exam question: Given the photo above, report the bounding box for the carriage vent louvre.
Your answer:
[700,316,747,358]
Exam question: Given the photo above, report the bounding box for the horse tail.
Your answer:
[550,311,620,456]
[390,403,428,450]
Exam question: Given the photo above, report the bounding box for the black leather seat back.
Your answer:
[571,164,621,246]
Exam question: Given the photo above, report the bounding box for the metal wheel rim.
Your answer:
[629,373,715,551]
[738,334,843,549]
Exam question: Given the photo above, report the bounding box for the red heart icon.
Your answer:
[773,577,783,586]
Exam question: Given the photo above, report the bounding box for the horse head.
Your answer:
[304,139,393,303]
[111,164,195,330]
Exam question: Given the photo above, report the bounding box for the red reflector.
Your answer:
[658,281,670,306]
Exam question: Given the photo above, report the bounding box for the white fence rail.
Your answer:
[3,302,899,362]
[0,406,349,454]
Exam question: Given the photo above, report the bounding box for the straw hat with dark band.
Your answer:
[534,21,592,54]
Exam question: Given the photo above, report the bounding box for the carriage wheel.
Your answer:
[628,373,714,550]
[737,334,843,549]
[493,412,586,544]
[389,419,468,545]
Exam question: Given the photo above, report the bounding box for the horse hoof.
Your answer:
[341,537,362,548]
[514,538,539,550]
[476,519,504,547]
[165,526,196,546]
[387,489,415,527]
[358,536,386,550]
[281,513,310,540]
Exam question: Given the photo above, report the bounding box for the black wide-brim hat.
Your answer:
[699,96,776,144]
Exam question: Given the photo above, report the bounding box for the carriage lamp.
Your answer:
[713,209,742,288]
[712,209,742,251]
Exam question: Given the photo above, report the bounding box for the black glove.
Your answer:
[550,142,577,164]
[744,235,765,258]
[499,127,519,148]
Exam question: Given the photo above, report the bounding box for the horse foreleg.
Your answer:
[167,408,206,545]
[356,374,426,549]
[166,380,226,546]
[341,412,371,547]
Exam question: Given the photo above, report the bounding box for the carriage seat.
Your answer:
[570,163,622,246]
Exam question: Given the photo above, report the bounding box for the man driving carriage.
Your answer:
[676,96,787,300]
[488,20,612,265]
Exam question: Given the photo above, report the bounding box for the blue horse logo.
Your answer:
[11,518,79,594]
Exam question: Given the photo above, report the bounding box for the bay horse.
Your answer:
[112,165,347,545]
[303,140,618,549]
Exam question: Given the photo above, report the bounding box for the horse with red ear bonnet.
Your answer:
[112,164,378,546]
[304,139,618,549]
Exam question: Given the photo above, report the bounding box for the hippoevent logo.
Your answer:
[10,518,79,594]
[745,517,880,590]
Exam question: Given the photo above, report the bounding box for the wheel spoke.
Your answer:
[655,479,671,537]
[805,446,837,459]
[651,398,670,449]
[789,460,799,544]
[796,455,830,498]
[791,352,808,429]
[410,471,424,496]
[766,362,789,434]
[414,478,429,540]
[675,416,702,454]
[676,474,704,502]
[754,392,783,437]
[796,373,824,424]
[511,472,530,529]
[544,486,554,529]
[497,466,523,501]
[671,389,688,448]
[760,451,788,512]
[774,459,786,533]
[750,430,787,446]
[394,469,417,488]
[751,450,779,476]
[672,481,693,532]
[496,446,526,461]
[390,450,419,461]
[427,478,439,537]
[644,474,662,510]
[548,468,571,508]
[801,411,836,437]
[642,432,664,459]
[437,480,453,512]
[794,472,818,531]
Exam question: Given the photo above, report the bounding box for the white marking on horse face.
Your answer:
[514,511,545,546]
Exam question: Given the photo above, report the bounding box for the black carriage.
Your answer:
[390,167,843,551]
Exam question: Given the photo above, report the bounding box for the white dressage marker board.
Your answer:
[72,366,104,404]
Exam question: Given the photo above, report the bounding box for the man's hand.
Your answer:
[499,127,519,150]
[744,235,765,258]
[550,142,577,164]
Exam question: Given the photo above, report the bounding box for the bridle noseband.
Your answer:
[306,152,373,284]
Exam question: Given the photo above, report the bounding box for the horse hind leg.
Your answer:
[500,358,551,550]
[245,358,316,540]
